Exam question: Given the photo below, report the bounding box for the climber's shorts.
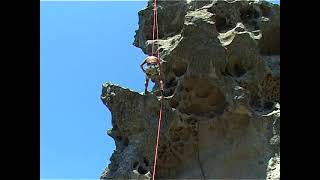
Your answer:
[146,66,159,82]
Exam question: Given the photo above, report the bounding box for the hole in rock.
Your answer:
[169,98,179,109]
[166,77,178,88]
[133,161,139,169]
[233,63,246,77]
[260,4,272,17]
[240,7,260,22]
[181,77,226,116]
[215,15,227,32]
[264,101,274,110]
[143,158,149,167]
[138,166,148,175]
[172,62,188,77]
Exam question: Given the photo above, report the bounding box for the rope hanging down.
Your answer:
[151,0,163,180]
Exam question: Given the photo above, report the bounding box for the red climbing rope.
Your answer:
[151,0,163,179]
[151,0,156,55]
[153,102,162,180]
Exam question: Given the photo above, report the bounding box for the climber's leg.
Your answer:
[144,77,149,94]
[153,76,164,95]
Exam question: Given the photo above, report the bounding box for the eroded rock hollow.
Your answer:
[101,0,280,179]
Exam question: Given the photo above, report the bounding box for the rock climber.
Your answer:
[140,55,164,95]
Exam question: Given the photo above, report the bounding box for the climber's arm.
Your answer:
[140,61,147,73]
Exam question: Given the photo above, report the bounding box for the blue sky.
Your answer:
[40,1,147,179]
[40,1,279,179]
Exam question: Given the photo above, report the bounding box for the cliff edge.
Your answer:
[101,0,280,179]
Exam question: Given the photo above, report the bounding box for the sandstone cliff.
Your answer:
[101,0,280,179]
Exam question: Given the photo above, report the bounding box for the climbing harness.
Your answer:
[151,0,164,179]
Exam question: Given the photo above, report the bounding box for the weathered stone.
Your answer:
[101,0,280,179]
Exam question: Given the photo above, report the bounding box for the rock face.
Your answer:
[100,0,280,179]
